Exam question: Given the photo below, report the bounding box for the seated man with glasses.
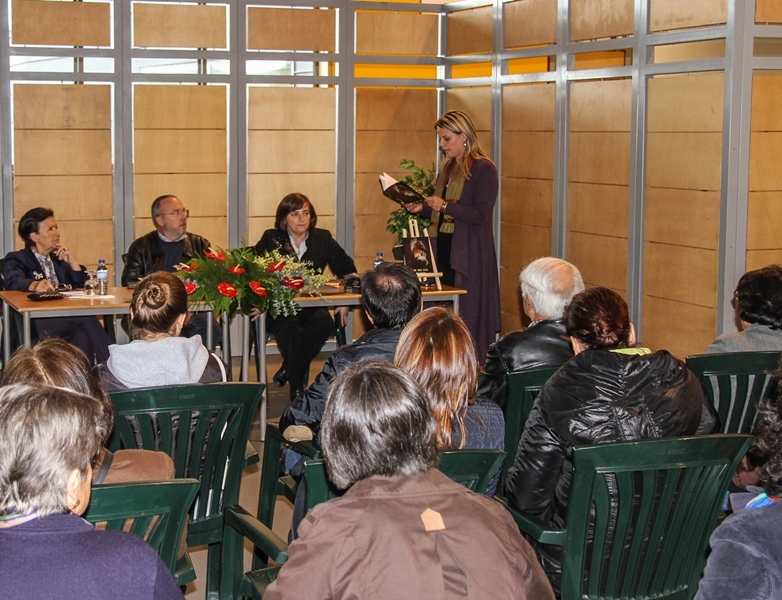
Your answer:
[121,194,215,344]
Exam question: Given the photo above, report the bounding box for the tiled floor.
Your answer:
[183,351,327,599]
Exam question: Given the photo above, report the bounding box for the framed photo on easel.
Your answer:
[402,220,442,290]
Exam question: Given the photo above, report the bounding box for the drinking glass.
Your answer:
[84,270,97,296]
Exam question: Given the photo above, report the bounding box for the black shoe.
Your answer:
[290,385,304,403]
[273,365,287,387]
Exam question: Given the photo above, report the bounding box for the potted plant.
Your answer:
[386,159,435,259]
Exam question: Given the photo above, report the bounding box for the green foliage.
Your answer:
[386,159,435,244]
[174,246,328,318]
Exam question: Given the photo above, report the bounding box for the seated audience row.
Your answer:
[265,361,554,600]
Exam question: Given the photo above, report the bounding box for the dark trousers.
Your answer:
[268,307,333,389]
[181,311,221,350]
[35,316,111,366]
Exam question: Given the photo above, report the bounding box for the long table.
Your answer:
[0,288,215,364]
[0,284,466,441]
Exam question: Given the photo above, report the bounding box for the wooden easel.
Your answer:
[402,219,443,290]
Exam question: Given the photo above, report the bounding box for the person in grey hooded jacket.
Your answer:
[95,271,227,390]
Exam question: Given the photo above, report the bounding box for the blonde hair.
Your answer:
[435,110,492,181]
[394,306,478,450]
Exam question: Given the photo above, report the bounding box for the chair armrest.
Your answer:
[225,505,288,564]
[496,497,567,546]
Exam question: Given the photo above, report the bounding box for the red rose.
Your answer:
[228,265,246,275]
[249,281,267,297]
[266,260,286,273]
[282,276,305,291]
[217,282,238,297]
[205,250,226,262]
[184,282,197,294]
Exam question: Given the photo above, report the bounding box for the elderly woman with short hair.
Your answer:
[0,384,183,599]
[265,360,554,600]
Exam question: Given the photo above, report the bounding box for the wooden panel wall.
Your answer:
[757,0,782,23]
[12,0,110,47]
[13,84,113,271]
[247,87,336,248]
[134,85,227,249]
[643,72,723,357]
[447,6,493,56]
[747,73,782,271]
[501,83,556,333]
[567,79,631,294]
[355,11,437,56]
[133,2,227,49]
[504,0,557,48]
[650,0,727,32]
[247,7,336,52]
[570,0,633,41]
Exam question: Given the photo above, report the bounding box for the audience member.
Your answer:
[1,338,174,487]
[707,265,782,353]
[279,261,421,441]
[480,257,584,408]
[0,383,183,600]
[254,193,357,402]
[696,381,782,599]
[95,271,228,390]
[3,207,110,365]
[395,306,505,495]
[121,194,216,344]
[264,361,554,600]
[505,286,718,594]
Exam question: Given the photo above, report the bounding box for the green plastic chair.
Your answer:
[107,382,264,599]
[85,479,199,576]
[686,351,782,434]
[502,434,753,600]
[500,365,560,491]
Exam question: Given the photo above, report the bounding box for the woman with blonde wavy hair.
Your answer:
[403,111,501,363]
[95,271,228,390]
[394,306,504,494]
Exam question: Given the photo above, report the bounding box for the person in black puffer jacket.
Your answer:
[505,287,718,595]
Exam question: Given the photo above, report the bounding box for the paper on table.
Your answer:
[64,292,116,299]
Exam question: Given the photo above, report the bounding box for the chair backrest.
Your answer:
[686,351,782,433]
[107,383,264,544]
[502,365,560,488]
[303,449,507,512]
[85,479,199,574]
[559,434,753,600]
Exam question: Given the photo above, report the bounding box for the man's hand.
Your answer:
[404,201,424,214]
[335,305,350,327]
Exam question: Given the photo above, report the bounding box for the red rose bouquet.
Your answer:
[174,246,328,317]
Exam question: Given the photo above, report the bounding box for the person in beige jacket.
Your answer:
[265,360,554,600]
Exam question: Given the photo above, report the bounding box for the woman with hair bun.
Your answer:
[505,286,718,594]
[95,271,228,390]
[707,264,782,353]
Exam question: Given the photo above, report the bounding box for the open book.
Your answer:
[379,172,425,205]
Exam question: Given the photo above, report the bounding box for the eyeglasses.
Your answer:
[163,208,189,218]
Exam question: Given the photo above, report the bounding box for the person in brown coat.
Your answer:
[265,360,554,600]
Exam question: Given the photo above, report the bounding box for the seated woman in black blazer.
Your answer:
[3,207,110,365]
[254,193,357,401]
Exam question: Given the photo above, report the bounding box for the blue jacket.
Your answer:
[3,247,88,291]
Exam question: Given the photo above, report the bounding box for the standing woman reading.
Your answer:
[405,111,501,361]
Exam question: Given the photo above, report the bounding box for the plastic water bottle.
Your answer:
[96,259,109,295]
[374,252,384,269]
